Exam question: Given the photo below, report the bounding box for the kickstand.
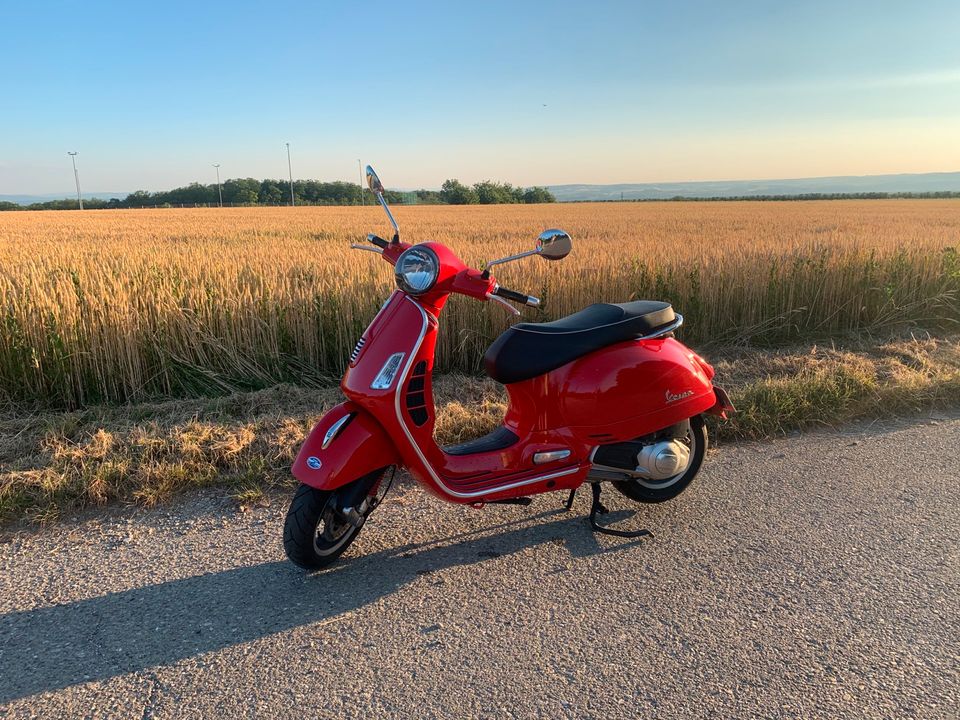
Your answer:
[564,488,577,511]
[589,483,651,539]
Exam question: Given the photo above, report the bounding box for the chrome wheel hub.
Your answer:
[635,438,692,481]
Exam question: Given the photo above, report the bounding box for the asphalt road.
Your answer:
[1,415,958,719]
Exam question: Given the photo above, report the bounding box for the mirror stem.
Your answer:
[483,248,541,274]
[375,191,400,240]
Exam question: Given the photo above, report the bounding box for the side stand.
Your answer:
[588,483,652,539]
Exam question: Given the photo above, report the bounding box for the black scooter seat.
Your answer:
[483,300,675,385]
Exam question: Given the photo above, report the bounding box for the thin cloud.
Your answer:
[859,68,960,89]
[711,68,960,94]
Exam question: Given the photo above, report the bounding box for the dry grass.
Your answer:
[2,201,958,407]
[2,332,959,526]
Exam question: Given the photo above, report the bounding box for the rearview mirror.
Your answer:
[483,228,572,274]
[537,229,572,260]
[366,165,385,194]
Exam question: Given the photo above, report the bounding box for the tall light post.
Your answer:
[358,158,364,206]
[212,163,222,207]
[286,142,295,207]
[67,152,83,210]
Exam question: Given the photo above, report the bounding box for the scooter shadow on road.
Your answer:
[0,506,646,703]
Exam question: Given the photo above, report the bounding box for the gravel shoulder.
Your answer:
[1,415,958,719]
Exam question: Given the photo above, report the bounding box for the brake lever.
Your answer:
[349,244,384,255]
[486,292,521,316]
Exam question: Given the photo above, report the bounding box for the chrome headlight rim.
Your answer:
[394,246,440,296]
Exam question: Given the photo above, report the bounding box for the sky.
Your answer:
[1,0,959,195]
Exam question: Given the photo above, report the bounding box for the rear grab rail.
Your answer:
[637,314,683,339]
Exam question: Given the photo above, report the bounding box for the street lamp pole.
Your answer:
[358,158,364,206]
[67,152,83,210]
[212,163,222,207]
[286,142,295,207]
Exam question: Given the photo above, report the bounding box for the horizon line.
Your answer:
[5,168,960,201]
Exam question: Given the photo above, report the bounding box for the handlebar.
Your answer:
[493,285,540,308]
[354,234,540,312]
[366,233,389,249]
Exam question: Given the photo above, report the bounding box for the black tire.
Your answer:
[283,482,367,569]
[613,414,708,504]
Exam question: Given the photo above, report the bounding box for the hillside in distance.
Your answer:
[0,192,130,205]
[6,172,960,207]
[547,172,960,202]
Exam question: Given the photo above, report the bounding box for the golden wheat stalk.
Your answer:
[0,200,957,406]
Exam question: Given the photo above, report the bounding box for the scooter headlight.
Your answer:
[395,246,439,296]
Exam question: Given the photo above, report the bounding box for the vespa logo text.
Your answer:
[665,389,693,404]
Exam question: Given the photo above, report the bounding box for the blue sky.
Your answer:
[1,0,958,194]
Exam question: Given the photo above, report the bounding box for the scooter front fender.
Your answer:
[292,402,401,490]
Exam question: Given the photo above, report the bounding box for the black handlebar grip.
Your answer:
[495,286,534,305]
[367,234,389,249]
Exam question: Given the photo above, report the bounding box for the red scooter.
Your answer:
[283,166,734,568]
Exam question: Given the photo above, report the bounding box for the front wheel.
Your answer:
[613,414,708,504]
[283,470,385,569]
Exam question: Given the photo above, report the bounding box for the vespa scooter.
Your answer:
[283,166,734,568]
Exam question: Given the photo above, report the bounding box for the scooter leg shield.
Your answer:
[292,402,400,490]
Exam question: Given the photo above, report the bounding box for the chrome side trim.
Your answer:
[533,449,571,464]
[321,414,353,450]
[394,296,582,499]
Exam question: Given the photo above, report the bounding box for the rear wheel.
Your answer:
[283,469,385,569]
[613,414,708,504]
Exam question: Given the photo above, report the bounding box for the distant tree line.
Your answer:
[1,177,557,210]
[7,187,956,211]
[438,179,556,204]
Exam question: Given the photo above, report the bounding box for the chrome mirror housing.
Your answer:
[536,229,572,260]
[366,166,385,194]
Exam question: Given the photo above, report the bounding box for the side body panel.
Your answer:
[501,337,716,443]
[551,337,717,442]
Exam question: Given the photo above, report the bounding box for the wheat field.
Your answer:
[1,201,958,407]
